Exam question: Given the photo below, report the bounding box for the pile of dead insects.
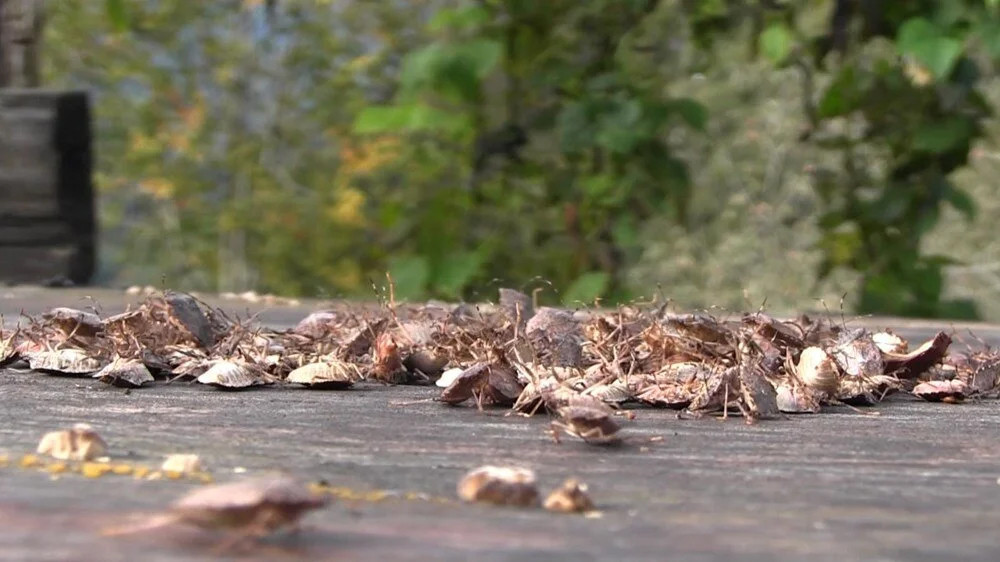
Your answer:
[1,289,997,443]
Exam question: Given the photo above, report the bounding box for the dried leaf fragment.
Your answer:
[882,332,951,380]
[36,423,108,461]
[912,379,968,403]
[457,465,540,507]
[544,478,595,513]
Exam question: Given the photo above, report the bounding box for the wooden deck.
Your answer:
[1,288,1000,561]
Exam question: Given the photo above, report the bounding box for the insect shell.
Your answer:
[457,465,540,507]
[551,404,621,445]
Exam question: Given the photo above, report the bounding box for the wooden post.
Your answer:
[0,89,96,286]
[0,0,45,88]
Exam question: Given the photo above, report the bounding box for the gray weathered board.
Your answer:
[3,289,1000,561]
[0,89,95,285]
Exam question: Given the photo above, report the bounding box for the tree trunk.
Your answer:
[0,0,45,88]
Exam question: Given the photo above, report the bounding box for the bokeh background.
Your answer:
[35,0,1000,319]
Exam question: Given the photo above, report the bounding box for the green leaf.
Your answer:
[428,5,489,33]
[353,104,471,134]
[557,102,595,153]
[666,98,708,131]
[387,255,430,302]
[353,106,412,133]
[944,184,977,219]
[818,67,860,118]
[759,23,794,64]
[897,18,963,80]
[562,271,610,306]
[106,0,128,32]
[432,251,484,299]
[912,117,975,153]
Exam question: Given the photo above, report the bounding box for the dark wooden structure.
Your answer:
[0,89,96,285]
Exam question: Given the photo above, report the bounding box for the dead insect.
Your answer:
[196,360,274,390]
[372,332,407,384]
[36,423,108,461]
[285,360,360,390]
[550,404,621,446]
[457,465,540,507]
[103,476,329,545]
[26,348,105,376]
[93,356,154,388]
[543,478,595,514]
[912,379,968,403]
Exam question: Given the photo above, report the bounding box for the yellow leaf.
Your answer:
[325,187,366,226]
[139,177,175,200]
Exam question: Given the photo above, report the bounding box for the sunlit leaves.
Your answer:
[759,23,794,64]
[896,18,963,80]
[562,272,610,306]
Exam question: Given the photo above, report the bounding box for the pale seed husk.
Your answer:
[36,423,108,461]
[457,466,540,507]
[27,348,105,375]
[795,346,840,396]
[543,478,595,513]
[286,360,359,389]
[94,357,154,388]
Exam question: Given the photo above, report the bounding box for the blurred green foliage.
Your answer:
[41,1,1000,317]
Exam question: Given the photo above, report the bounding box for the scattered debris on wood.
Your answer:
[36,423,108,461]
[2,287,995,445]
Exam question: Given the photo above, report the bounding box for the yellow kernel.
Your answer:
[164,470,183,480]
[110,464,133,476]
[133,466,151,479]
[81,462,110,478]
[196,473,214,484]
[0,454,9,467]
[19,454,41,468]
[47,462,69,474]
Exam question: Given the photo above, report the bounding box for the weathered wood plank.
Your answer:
[0,89,95,284]
[0,220,73,246]
[1,310,999,561]
[0,169,61,217]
